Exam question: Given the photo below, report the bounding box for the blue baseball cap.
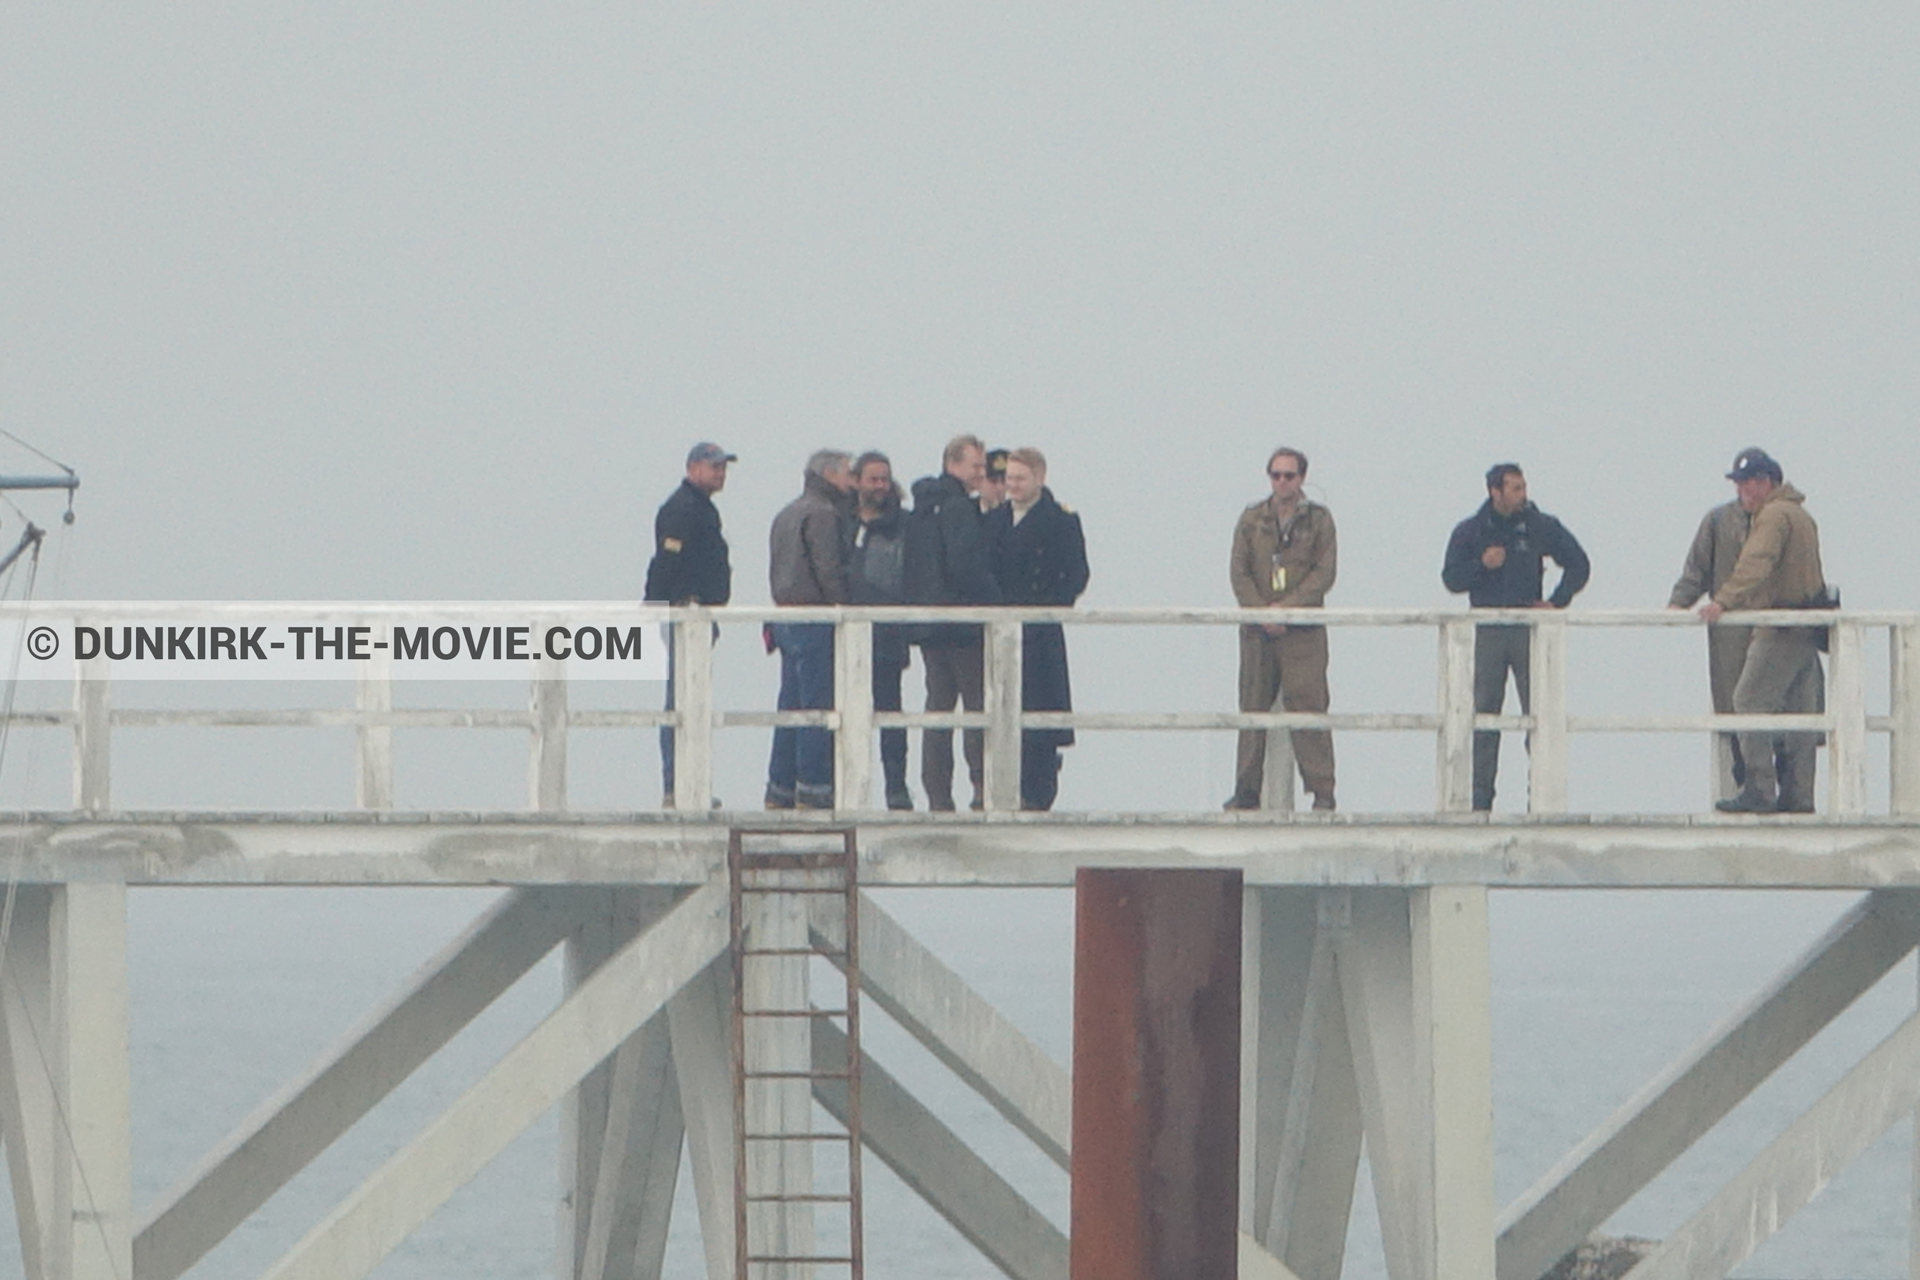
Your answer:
[1726,447,1782,483]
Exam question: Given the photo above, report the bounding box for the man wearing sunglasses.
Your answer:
[1227,447,1338,812]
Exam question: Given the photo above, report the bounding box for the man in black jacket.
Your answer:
[850,451,914,810]
[987,447,1089,810]
[903,434,1001,811]
[1442,463,1590,811]
[643,442,734,807]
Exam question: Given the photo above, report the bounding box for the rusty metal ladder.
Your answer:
[729,827,864,1280]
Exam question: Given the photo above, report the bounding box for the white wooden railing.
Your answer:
[8,604,1919,817]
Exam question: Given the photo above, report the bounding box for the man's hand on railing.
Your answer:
[1699,601,1727,624]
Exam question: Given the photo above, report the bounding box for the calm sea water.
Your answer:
[2,886,1912,1279]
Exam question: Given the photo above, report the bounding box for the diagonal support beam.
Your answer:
[1624,1004,1920,1280]
[136,886,585,1280]
[811,1014,1067,1280]
[1258,894,1363,1280]
[813,893,1070,1167]
[1497,890,1920,1280]
[579,1016,683,1280]
[259,879,729,1280]
[1338,891,1425,1280]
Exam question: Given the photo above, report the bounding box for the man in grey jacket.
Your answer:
[1670,494,1755,794]
[766,449,855,808]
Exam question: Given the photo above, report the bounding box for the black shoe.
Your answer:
[1311,792,1336,812]
[885,785,913,811]
[1715,788,1773,814]
[969,797,984,812]
[1223,794,1259,811]
[763,783,796,811]
[1775,797,1815,814]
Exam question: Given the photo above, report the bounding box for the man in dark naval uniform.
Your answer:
[903,434,1001,811]
[1442,462,1590,812]
[987,447,1090,810]
[643,441,734,807]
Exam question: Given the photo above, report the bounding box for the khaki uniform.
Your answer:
[1229,497,1337,805]
[1713,484,1827,809]
[1670,501,1754,714]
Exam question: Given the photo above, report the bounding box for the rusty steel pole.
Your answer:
[1072,868,1243,1280]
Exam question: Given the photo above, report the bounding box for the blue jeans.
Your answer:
[767,622,835,803]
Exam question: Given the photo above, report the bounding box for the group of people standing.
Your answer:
[646,436,1830,818]
[643,435,1090,813]
[1234,444,1827,815]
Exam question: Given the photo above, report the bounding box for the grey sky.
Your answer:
[3,5,1914,613]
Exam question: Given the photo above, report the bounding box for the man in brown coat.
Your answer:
[1227,447,1338,811]
[1699,448,1829,814]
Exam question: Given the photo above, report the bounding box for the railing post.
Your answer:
[673,609,714,812]
[984,619,1023,813]
[1527,616,1568,815]
[529,651,567,812]
[1828,621,1867,817]
[73,650,110,813]
[1261,727,1296,813]
[1437,619,1475,814]
[834,615,874,813]
[1891,623,1920,817]
[357,647,394,811]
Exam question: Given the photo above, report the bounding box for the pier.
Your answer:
[4,602,1920,1280]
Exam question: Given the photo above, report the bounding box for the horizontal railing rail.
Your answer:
[4,604,1914,818]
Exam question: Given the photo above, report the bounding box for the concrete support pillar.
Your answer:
[1412,888,1495,1280]
[37,884,130,1280]
[1072,868,1243,1280]
[1340,889,1493,1280]
[668,959,738,1280]
[1,886,57,1280]
[740,891,814,1279]
[1241,888,1361,1280]
[559,889,683,1280]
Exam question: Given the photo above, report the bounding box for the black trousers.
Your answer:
[1472,624,1530,811]
[921,640,984,809]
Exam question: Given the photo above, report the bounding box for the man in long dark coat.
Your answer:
[987,447,1090,810]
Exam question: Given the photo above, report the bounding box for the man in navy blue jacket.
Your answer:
[1443,463,1590,811]
[644,442,734,808]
